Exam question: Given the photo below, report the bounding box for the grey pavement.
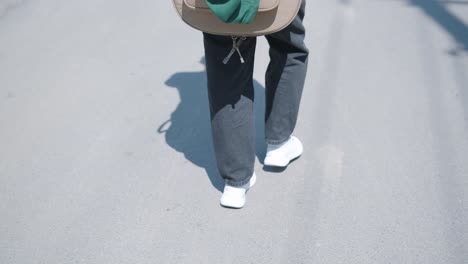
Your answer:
[1,0,468,263]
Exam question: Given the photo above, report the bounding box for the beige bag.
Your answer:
[172,0,302,37]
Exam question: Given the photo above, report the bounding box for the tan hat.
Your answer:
[172,0,302,37]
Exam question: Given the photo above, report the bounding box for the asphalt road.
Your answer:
[1,0,467,263]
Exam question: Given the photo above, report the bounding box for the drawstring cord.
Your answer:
[223,36,246,64]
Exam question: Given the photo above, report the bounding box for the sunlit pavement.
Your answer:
[1,0,467,263]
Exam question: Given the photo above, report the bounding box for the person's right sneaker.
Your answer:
[264,136,303,167]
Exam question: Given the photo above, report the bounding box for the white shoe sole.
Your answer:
[220,173,256,209]
[264,137,303,167]
[264,150,302,167]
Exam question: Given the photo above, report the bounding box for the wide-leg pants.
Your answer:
[203,0,309,187]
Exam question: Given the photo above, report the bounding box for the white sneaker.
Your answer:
[220,173,256,209]
[264,136,303,167]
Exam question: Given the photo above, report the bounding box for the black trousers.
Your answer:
[203,0,309,186]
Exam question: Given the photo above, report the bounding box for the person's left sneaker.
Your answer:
[264,136,303,167]
[220,173,256,209]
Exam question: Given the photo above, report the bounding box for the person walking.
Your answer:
[173,0,309,208]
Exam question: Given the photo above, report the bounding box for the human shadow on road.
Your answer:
[159,57,267,192]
